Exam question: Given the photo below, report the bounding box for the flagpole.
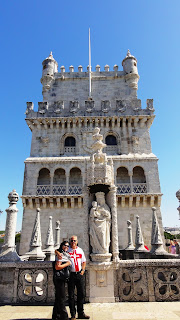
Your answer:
[89,28,92,98]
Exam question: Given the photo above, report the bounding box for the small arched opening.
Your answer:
[64,136,76,155]
[116,167,131,194]
[132,166,147,193]
[105,134,118,155]
[53,168,66,195]
[69,167,82,195]
[37,168,50,195]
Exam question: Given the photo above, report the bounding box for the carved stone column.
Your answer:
[66,172,69,195]
[82,186,90,261]
[109,185,119,262]
[0,189,21,261]
[50,173,53,195]
[129,172,133,193]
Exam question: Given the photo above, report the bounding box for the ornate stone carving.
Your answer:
[91,127,107,164]
[153,267,180,301]
[101,100,110,113]
[119,267,149,301]
[125,220,135,250]
[116,100,126,113]
[132,99,141,111]
[25,102,34,115]
[85,100,95,113]
[96,270,107,287]
[18,269,48,302]
[0,190,21,262]
[109,185,119,262]
[146,99,154,111]
[53,100,64,113]
[87,128,114,186]
[38,102,48,114]
[89,192,111,258]
[69,100,79,113]
[41,137,49,146]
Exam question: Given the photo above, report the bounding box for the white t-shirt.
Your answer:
[68,246,86,272]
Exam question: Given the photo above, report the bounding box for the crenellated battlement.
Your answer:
[25,99,154,120]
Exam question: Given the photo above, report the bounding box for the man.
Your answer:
[68,235,90,320]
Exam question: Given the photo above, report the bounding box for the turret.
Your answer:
[41,52,58,94]
[122,50,139,90]
[122,49,138,74]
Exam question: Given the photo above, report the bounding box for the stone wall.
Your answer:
[1,260,180,305]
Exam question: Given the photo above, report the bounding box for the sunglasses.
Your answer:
[71,240,77,242]
[64,244,69,247]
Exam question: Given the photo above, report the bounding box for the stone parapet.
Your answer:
[1,259,180,304]
[25,102,155,120]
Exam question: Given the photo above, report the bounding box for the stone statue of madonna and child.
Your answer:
[89,192,111,256]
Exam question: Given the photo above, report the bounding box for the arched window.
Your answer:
[69,167,82,195]
[132,166,146,183]
[53,168,66,195]
[105,135,117,145]
[116,167,131,194]
[132,166,147,193]
[65,137,76,147]
[37,168,50,185]
[53,168,66,185]
[37,168,50,195]
[117,167,130,183]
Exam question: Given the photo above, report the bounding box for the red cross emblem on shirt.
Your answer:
[69,249,82,271]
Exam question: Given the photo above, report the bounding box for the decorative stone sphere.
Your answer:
[8,189,19,204]
[176,189,180,200]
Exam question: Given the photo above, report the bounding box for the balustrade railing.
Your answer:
[117,183,147,194]
[52,185,66,195]
[105,145,118,154]
[117,184,131,194]
[68,185,82,195]
[64,146,76,154]
[36,184,82,195]
[36,185,50,195]
[133,183,147,194]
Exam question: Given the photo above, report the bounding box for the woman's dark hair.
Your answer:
[58,240,69,253]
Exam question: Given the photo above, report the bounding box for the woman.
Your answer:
[52,241,71,320]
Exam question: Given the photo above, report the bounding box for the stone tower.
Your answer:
[19,50,163,256]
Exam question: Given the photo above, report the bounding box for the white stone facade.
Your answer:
[19,51,163,256]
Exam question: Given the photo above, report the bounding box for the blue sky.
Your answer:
[0,0,180,231]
